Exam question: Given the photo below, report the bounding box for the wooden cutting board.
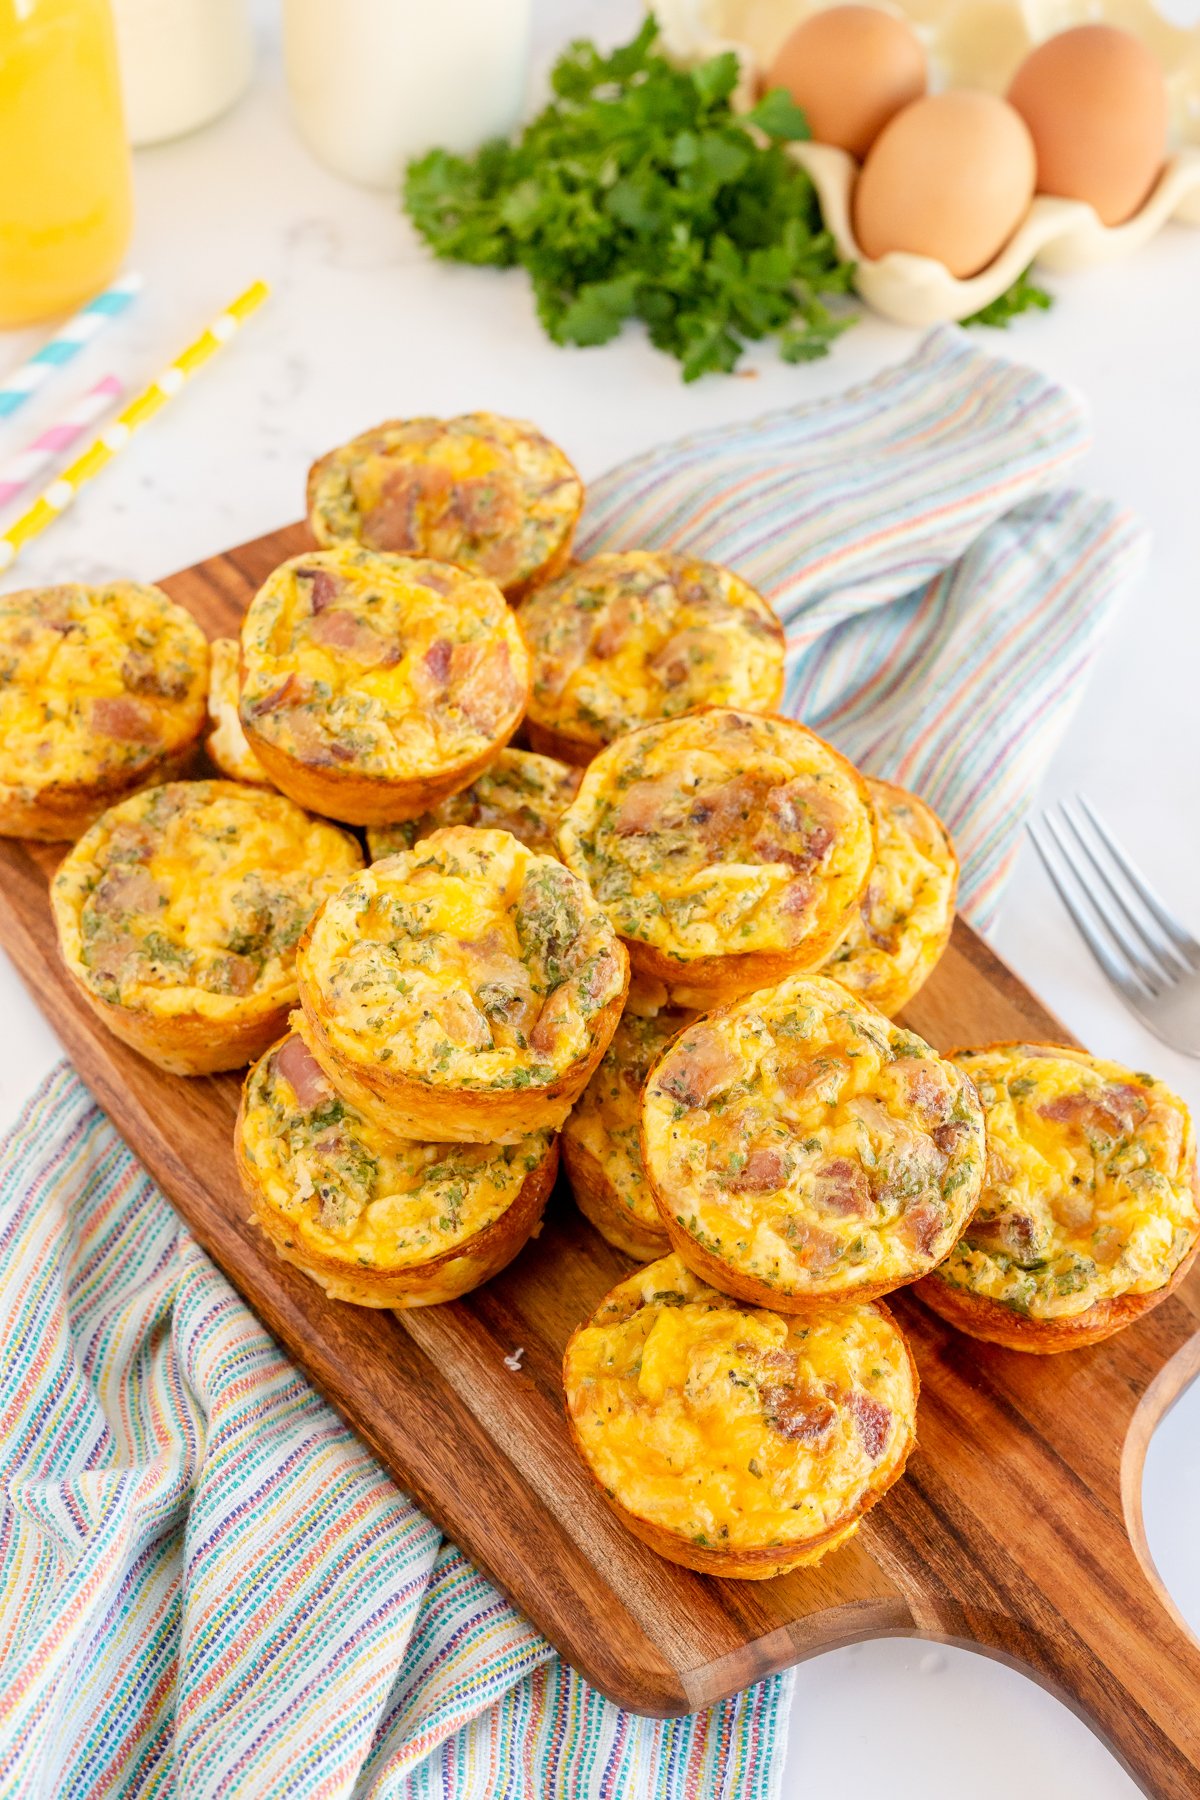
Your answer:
[2,522,1198,1798]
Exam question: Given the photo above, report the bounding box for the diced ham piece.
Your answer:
[208,952,258,996]
[1039,1084,1145,1139]
[92,696,159,743]
[789,1222,841,1272]
[358,463,452,553]
[899,1199,945,1259]
[277,707,336,768]
[862,884,899,952]
[423,638,453,685]
[91,866,162,916]
[438,989,493,1051]
[417,567,456,596]
[106,821,155,864]
[590,593,641,660]
[446,475,519,538]
[121,652,191,700]
[577,949,620,1008]
[612,779,683,837]
[276,1036,334,1109]
[687,773,764,846]
[779,876,815,919]
[86,932,141,984]
[903,1065,948,1117]
[930,1121,969,1155]
[726,1146,789,1193]
[295,567,339,613]
[450,640,519,736]
[656,1025,740,1109]
[969,1209,1045,1264]
[813,1157,870,1217]
[762,1383,838,1446]
[753,781,836,872]
[848,1391,891,1460]
[248,673,301,717]
[648,625,731,690]
[529,987,573,1055]
[309,607,400,666]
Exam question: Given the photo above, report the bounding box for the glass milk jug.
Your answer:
[284,0,533,190]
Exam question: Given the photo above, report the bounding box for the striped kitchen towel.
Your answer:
[0,329,1146,1799]
[582,325,1146,928]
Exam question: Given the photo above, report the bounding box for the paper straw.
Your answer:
[0,280,269,575]
[0,375,124,510]
[0,273,142,421]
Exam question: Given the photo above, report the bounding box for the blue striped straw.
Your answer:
[0,272,142,421]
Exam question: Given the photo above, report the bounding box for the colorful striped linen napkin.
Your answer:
[0,328,1147,1799]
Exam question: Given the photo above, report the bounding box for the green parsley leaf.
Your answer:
[963,266,1053,329]
[402,20,854,379]
[744,87,812,141]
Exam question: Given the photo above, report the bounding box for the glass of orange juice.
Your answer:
[0,0,133,327]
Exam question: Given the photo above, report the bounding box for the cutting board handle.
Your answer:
[877,1298,1200,1800]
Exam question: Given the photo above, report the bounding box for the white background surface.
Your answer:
[2,2,1198,1794]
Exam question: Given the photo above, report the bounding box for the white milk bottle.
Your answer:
[283,0,533,189]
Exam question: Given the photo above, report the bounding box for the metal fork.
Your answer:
[1027,795,1200,1058]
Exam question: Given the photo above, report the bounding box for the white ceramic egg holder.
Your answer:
[657,0,1200,325]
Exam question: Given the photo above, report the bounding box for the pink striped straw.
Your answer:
[0,374,124,510]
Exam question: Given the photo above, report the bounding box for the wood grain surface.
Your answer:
[1,522,1197,1797]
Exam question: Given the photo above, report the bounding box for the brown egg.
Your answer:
[853,90,1036,277]
[765,5,927,161]
[1008,25,1167,227]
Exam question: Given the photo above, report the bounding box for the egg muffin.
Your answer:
[306,413,582,601]
[238,547,530,826]
[642,975,985,1310]
[563,1253,918,1577]
[821,778,958,1017]
[295,826,629,1143]
[563,1006,693,1261]
[556,709,875,1008]
[917,1044,1200,1352]
[0,581,208,840]
[51,780,362,1075]
[517,551,786,765]
[366,748,581,863]
[237,1032,557,1307]
[206,636,271,786]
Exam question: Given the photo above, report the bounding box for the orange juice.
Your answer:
[0,0,133,326]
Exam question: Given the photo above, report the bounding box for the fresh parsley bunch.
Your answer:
[403,17,856,381]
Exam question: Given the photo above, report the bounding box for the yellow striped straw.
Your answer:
[0,280,270,575]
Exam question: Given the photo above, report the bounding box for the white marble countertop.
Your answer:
[2,2,1198,1793]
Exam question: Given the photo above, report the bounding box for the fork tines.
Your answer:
[1028,796,1200,1006]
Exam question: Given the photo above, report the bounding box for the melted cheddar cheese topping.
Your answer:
[52,780,362,1019]
[564,1255,916,1553]
[297,826,627,1089]
[933,1045,1199,1318]
[556,709,874,964]
[241,1032,552,1268]
[822,778,957,1017]
[207,636,269,785]
[366,749,581,863]
[0,581,207,800]
[564,1006,693,1250]
[518,552,784,750]
[239,547,529,781]
[306,413,582,595]
[643,975,985,1299]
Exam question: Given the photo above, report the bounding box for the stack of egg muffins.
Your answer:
[4,410,1195,1582]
